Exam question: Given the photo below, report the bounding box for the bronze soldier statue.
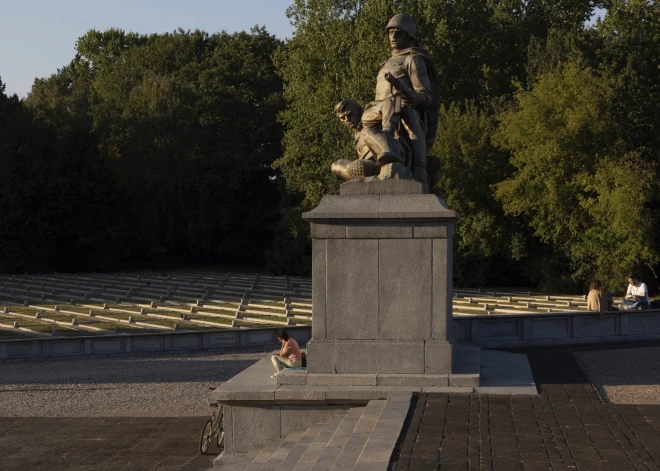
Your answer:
[373,13,439,182]
[332,13,440,185]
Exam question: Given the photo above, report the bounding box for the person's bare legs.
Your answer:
[271,355,294,373]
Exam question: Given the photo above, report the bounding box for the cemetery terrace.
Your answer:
[0,270,623,341]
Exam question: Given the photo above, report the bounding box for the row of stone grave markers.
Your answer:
[0,271,312,339]
[0,271,618,339]
[452,287,620,315]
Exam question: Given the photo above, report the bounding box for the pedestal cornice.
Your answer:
[302,194,461,224]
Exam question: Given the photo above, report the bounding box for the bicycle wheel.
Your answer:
[199,419,213,455]
[216,407,224,447]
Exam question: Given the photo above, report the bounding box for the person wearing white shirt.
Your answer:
[621,274,650,309]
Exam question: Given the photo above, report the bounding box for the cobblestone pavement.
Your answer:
[391,347,660,471]
[0,350,266,470]
[0,417,216,470]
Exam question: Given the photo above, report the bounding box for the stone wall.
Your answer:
[0,326,311,362]
[454,309,660,348]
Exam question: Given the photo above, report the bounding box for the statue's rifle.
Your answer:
[383,72,417,113]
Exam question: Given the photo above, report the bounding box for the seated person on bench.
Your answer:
[587,279,613,313]
[620,274,650,310]
[271,328,302,378]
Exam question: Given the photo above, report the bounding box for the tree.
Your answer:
[434,101,530,287]
[86,28,284,263]
[271,0,604,278]
[495,61,658,290]
[273,0,392,210]
[13,27,285,272]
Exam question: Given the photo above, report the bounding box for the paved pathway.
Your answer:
[0,350,265,470]
[391,347,660,470]
[0,417,215,470]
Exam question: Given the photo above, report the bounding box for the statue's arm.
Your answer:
[407,55,433,108]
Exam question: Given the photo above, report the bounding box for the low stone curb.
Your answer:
[0,325,311,362]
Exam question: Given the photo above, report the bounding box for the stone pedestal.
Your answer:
[302,187,460,380]
[209,185,524,456]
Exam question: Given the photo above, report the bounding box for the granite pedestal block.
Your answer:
[213,186,471,457]
[303,192,460,378]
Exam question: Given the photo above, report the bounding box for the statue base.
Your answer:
[302,188,460,379]
[340,177,428,195]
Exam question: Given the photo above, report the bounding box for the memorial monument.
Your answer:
[304,13,460,383]
[212,14,485,457]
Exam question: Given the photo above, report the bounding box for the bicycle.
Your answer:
[199,394,224,455]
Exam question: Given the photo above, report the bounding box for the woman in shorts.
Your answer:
[271,329,302,378]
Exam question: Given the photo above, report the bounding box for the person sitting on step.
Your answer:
[620,274,650,310]
[271,328,302,378]
[587,279,613,313]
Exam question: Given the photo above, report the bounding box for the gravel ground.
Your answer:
[573,346,660,405]
[0,350,266,417]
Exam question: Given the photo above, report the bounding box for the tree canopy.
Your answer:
[1,28,283,273]
[272,0,659,293]
[2,0,659,295]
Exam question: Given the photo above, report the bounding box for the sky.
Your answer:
[0,0,295,98]
[0,2,606,100]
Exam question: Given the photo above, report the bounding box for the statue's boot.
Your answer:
[331,159,380,180]
[401,108,427,182]
[346,159,381,179]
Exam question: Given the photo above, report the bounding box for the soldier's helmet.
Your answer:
[385,13,417,40]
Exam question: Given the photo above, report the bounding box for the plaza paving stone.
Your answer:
[0,417,216,470]
[391,346,660,471]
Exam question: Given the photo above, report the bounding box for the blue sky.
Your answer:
[0,0,295,98]
[0,2,606,99]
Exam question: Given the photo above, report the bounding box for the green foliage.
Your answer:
[434,101,526,286]
[273,0,394,209]
[271,0,607,279]
[272,0,659,293]
[4,1,660,293]
[72,28,285,263]
[495,62,658,290]
[272,0,574,209]
[595,0,660,173]
[2,28,284,273]
[0,75,127,272]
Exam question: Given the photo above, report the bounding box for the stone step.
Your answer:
[331,400,386,470]
[452,345,481,375]
[212,395,413,471]
[451,344,482,388]
[229,408,364,471]
[355,392,412,470]
[244,437,289,471]
[292,414,345,471]
[256,429,306,471]
[272,423,326,471]
[210,447,265,471]
[475,349,537,395]
[307,406,366,471]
